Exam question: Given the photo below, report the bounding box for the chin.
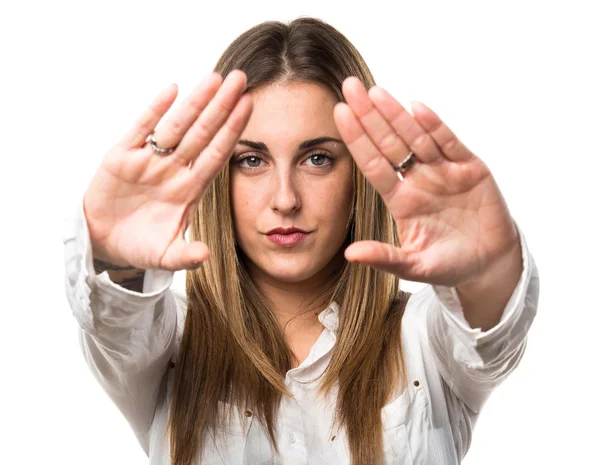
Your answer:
[238,243,340,284]
[261,264,320,283]
[249,253,325,283]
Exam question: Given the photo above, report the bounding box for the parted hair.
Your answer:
[167,16,411,465]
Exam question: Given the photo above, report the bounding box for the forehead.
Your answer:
[241,81,340,142]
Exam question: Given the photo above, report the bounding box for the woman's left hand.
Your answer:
[333,77,521,287]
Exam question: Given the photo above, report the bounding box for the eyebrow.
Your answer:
[237,136,345,151]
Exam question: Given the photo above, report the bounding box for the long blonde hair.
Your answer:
[167,17,411,465]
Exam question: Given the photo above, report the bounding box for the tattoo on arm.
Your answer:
[93,259,145,292]
[93,259,136,274]
[118,272,146,292]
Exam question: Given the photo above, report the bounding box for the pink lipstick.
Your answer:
[265,227,310,247]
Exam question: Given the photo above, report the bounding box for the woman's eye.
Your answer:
[238,156,264,169]
[235,152,334,170]
[305,153,333,168]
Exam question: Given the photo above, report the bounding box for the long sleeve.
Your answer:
[426,221,539,414]
[422,221,539,460]
[62,197,179,453]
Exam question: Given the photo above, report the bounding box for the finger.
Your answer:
[160,236,210,271]
[344,241,421,281]
[174,69,248,165]
[188,92,253,194]
[119,83,179,149]
[368,86,445,164]
[411,101,474,162]
[333,101,400,201]
[152,72,224,151]
[342,77,412,167]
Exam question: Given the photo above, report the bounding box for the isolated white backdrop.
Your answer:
[1,0,598,463]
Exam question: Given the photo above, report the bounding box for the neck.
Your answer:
[246,249,345,336]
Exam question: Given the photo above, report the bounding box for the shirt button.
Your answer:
[244,410,252,417]
[288,433,296,443]
[413,380,420,387]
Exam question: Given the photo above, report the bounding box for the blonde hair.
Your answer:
[167,17,411,465]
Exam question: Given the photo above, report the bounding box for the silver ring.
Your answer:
[393,152,417,181]
[146,131,177,156]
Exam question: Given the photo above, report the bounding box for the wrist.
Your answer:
[93,258,137,273]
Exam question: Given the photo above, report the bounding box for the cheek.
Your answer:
[230,177,263,240]
[230,177,249,231]
[310,176,353,229]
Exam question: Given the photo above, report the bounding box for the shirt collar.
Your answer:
[317,301,339,334]
[285,301,339,384]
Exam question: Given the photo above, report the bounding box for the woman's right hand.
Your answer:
[83,70,253,272]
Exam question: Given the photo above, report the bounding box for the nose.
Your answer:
[269,168,301,214]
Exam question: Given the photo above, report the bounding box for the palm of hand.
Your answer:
[388,155,515,286]
[84,70,254,272]
[334,77,519,287]
[85,144,202,271]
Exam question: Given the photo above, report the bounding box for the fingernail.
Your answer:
[411,101,426,111]
[368,85,383,97]
[186,261,202,270]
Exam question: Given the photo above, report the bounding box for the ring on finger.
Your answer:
[146,131,177,156]
[392,151,418,181]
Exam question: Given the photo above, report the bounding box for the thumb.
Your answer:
[160,238,210,271]
[344,240,419,280]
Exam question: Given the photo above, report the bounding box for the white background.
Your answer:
[1,0,598,463]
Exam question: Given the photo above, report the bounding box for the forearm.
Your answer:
[455,239,523,332]
[77,269,178,438]
[93,258,145,293]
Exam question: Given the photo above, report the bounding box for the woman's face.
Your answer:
[230,81,354,287]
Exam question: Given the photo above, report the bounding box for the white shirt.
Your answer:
[62,198,539,465]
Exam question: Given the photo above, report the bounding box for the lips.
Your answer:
[266,227,309,235]
[266,231,309,246]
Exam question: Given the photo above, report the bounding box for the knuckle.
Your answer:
[361,153,386,176]
[169,118,184,137]
[441,136,459,153]
[227,106,251,134]
[222,116,243,138]
[147,102,163,121]
[203,147,226,167]
[216,97,235,116]
[390,107,411,129]
[188,94,207,113]
[412,133,428,149]
[377,130,401,154]
[191,119,212,145]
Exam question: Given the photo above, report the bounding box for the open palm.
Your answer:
[334,77,519,287]
[83,71,253,272]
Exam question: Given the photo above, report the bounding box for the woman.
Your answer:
[63,17,539,465]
